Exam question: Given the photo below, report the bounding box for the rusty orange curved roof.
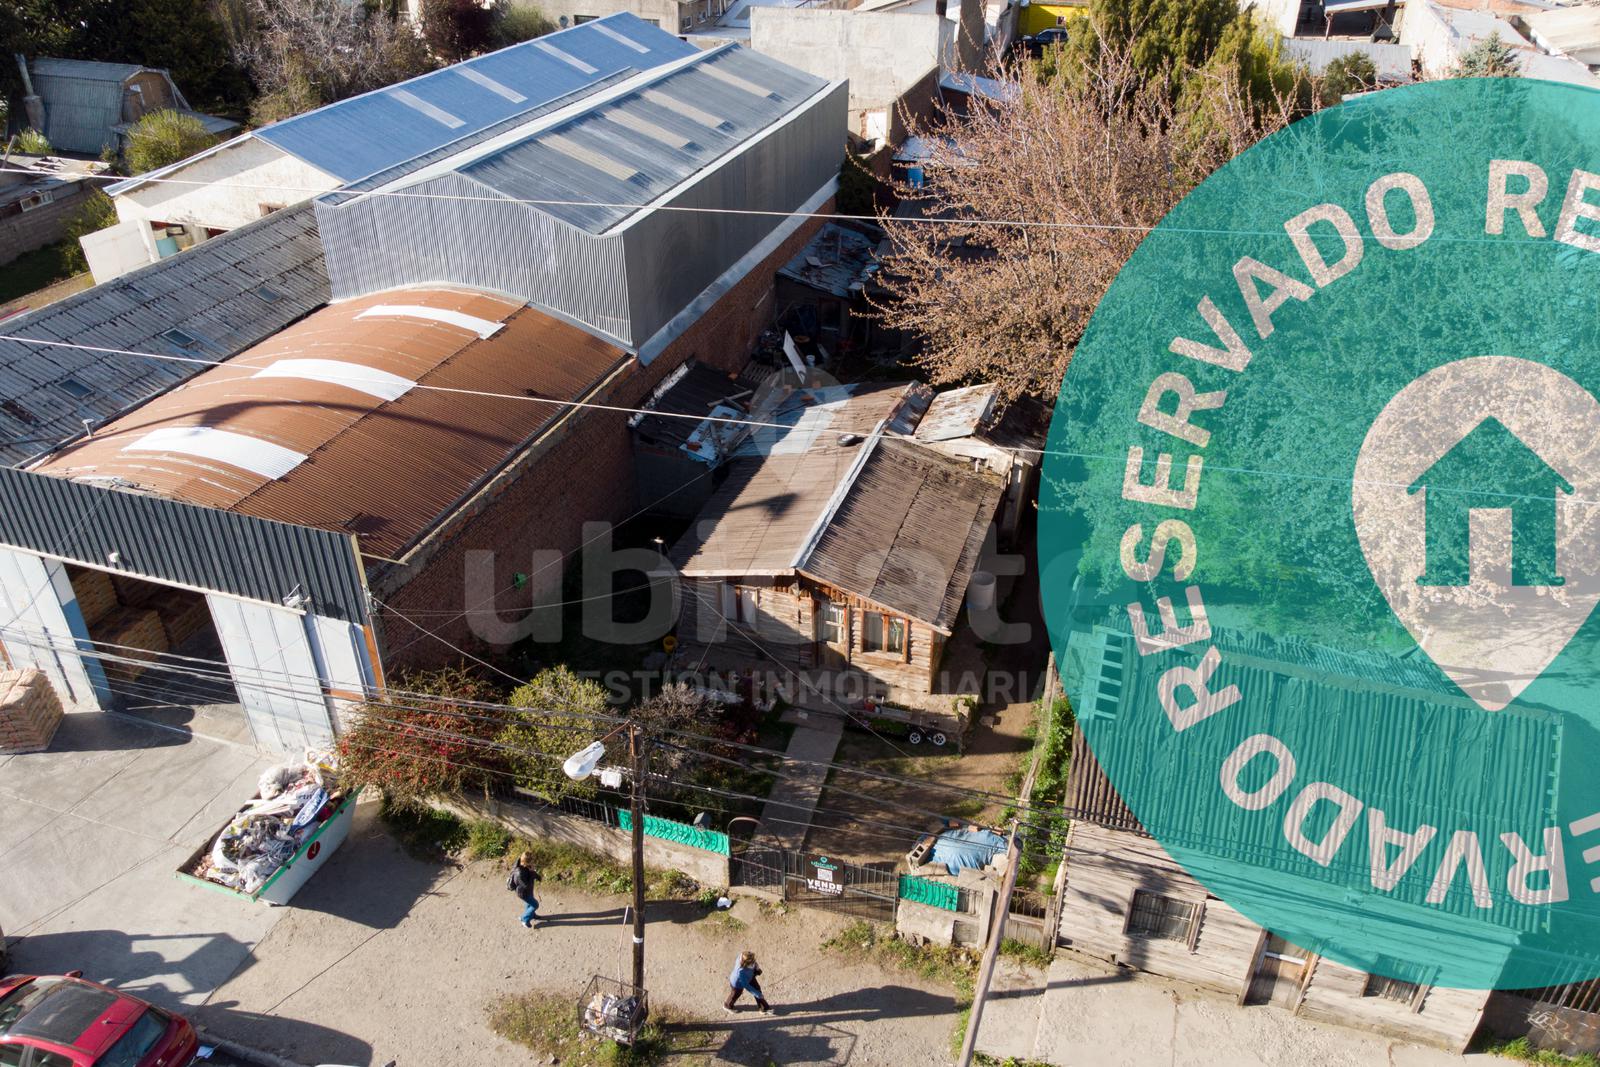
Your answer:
[33,288,631,560]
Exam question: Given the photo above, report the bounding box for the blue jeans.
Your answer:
[520,898,539,925]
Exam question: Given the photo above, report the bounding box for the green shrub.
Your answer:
[15,129,51,155]
[380,796,468,857]
[467,818,512,858]
[125,110,218,175]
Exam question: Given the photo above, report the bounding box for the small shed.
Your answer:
[27,58,236,157]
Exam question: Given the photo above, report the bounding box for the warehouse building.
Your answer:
[0,24,844,752]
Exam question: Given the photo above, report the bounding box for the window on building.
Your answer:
[1363,972,1423,1005]
[736,586,758,624]
[640,16,659,24]
[819,602,845,643]
[862,612,906,655]
[1125,889,1198,944]
[19,191,54,212]
[574,13,596,22]
[680,16,691,30]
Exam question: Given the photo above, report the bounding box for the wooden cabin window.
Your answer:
[736,586,759,624]
[862,612,907,656]
[819,602,846,643]
[1126,889,1198,944]
[1363,972,1425,1008]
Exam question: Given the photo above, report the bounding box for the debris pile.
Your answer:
[190,750,345,895]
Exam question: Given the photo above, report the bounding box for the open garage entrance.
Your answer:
[63,564,249,743]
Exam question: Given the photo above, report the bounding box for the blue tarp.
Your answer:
[931,828,1005,872]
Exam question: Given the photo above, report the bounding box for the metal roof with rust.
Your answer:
[672,384,1004,630]
[33,288,629,561]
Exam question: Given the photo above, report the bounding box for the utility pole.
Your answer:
[956,820,1022,1067]
[628,722,647,995]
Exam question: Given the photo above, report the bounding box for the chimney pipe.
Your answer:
[14,55,45,132]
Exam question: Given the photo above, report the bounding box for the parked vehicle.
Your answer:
[1022,26,1071,55]
[0,973,198,1066]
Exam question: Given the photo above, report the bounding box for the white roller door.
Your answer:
[207,595,336,753]
[0,547,107,709]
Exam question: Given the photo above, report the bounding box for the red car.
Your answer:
[0,973,198,1067]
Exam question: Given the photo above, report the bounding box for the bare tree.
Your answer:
[868,45,1297,406]
[233,0,434,124]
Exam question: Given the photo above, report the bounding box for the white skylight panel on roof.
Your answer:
[700,63,774,99]
[457,67,528,103]
[641,89,722,130]
[122,426,307,479]
[253,359,416,402]
[354,305,506,339]
[605,107,692,149]
[544,133,639,181]
[536,41,600,75]
[390,89,466,129]
[593,22,651,53]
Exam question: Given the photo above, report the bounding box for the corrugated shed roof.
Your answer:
[777,223,879,299]
[1067,617,1563,925]
[31,58,168,155]
[254,14,696,183]
[631,361,748,454]
[914,383,998,443]
[1524,5,1600,64]
[1066,729,1143,833]
[33,288,630,561]
[0,203,328,467]
[456,44,827,233]
[672,383,1004,628]
[803,438,1002,629]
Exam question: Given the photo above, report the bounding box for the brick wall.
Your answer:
[374,205,832,673]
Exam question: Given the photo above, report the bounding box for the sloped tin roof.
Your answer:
[0,203,328,467]
[32,288,630,561]
[254,14,697,183]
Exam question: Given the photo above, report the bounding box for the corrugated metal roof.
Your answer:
[457,44,827,233]
[672,383,1004,627]
[913,382,998,443]
[30,58,166,155]
[1525,5,1600,65]
[0,203,328,467]
[631,361,748,454]
[254,14,696,183]
[803,438,1002,629]
[777,223,879,299]
[33,288,630,561]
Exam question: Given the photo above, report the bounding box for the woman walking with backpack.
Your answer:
[508,852,542,928]
[724,951,771,1013]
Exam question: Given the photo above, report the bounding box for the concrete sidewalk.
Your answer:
[0,710,281,1011]
[761,710,844,850]
[976,952,1494,1067]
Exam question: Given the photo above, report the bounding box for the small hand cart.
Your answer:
[578,975,648,1045]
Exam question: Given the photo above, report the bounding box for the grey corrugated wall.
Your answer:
[314,79,846,351]
[0,466,369,624]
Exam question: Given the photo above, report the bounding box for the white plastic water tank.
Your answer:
[967,570,997,614]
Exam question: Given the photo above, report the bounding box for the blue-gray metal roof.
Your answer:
[457,44,827,233]
[0,203,328,467]
[253,14,696,183]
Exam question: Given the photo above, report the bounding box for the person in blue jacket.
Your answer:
[724,950,771,1013]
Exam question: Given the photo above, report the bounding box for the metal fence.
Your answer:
[783,852,900,923]
[1004,889,1054,953]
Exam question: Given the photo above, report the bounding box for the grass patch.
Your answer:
[380,797,468,858]
[1477,1035,1600,1067]
[488,990,715,1066]
[703,911,747,935]
[822,920,977,996]
[511,837,701,900]
[467,818,513,859]
[999,938,1053,970]
[0,243,84,305]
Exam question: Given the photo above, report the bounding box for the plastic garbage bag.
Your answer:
[258,763,302,800]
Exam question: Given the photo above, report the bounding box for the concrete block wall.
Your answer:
[374,205,831,674]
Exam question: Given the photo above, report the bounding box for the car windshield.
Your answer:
[99,1009,166,1067]
[0,979,117,1047]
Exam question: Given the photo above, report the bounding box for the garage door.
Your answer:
[0,546,108,709]
[207,595,337,753]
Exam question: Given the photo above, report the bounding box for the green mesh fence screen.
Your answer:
[898,874,961,911]
[615,810,730,855]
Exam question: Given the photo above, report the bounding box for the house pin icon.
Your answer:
[1408,417,1574,589]
[1353,357,1600,712]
